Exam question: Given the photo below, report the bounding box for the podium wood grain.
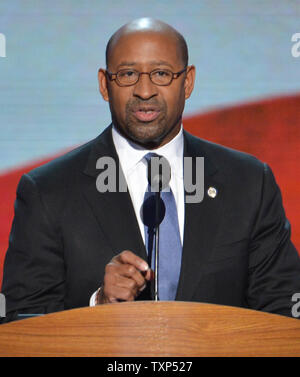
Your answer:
[0,301,300,356]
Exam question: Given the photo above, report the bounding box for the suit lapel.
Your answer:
[176,131,225,301]
[81,125,147,261]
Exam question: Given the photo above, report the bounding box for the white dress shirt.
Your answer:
[90,125,185,305]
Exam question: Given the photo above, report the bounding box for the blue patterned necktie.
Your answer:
[142,153,182,300]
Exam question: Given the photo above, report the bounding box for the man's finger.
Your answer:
[116,250,149,272]
[115,275,141,295]
[105,285,136,302]
[116,264,147,288]
[142,268,154,282]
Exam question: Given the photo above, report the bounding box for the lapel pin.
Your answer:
[207,186,217,198]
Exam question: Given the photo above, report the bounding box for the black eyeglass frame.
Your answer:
[105,67,188,87]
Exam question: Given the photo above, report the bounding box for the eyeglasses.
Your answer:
[106,67,187,87]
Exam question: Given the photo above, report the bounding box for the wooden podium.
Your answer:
[0,301,300,356]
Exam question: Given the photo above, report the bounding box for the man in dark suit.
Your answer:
[1,18,300,323]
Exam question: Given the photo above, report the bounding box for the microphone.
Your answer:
[146,155,171,301]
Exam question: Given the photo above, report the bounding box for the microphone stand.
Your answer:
[147,155,170,302]
[154,190,161,301]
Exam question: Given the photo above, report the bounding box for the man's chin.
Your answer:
[127,124,167,148]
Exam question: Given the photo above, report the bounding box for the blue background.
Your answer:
[0,0,300,171]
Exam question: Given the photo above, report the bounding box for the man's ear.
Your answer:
[98,68,109,102]
[184,65,196,100]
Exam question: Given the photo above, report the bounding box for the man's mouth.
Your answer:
[133,107,161,122]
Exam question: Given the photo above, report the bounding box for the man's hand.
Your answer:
[97,250,153,304]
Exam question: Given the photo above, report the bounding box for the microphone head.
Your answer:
[141,195,166,228]
[147,155,171,192]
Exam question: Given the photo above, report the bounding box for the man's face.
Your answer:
[99,32,195,148]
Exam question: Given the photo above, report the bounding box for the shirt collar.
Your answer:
[112,125,184,178]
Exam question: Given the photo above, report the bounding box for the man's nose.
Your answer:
[133,73,158,100]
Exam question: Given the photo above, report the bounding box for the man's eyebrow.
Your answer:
[116,61,137,68]
[148,60,175,69]
[116,60,175,69]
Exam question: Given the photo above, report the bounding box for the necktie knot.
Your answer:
[143,153,162,177]
[143,153,171,192]
[144,152,160,163]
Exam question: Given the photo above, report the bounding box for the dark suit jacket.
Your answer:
[1,125,300,322]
